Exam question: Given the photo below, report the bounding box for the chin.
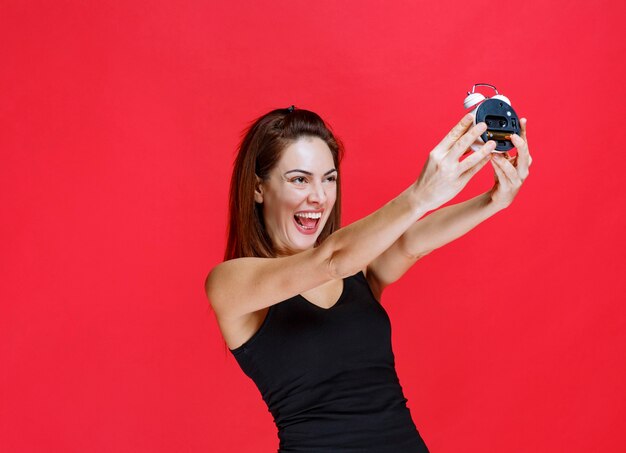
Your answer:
[276,219,328,255]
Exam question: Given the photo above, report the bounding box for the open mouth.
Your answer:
[293,212,322,234]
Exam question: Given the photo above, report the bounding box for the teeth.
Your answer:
[295,212,322,219]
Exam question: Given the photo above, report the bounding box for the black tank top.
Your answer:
[229,271,429,452]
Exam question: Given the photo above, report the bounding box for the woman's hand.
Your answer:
[488,118,532,210]
[414,114,496,212]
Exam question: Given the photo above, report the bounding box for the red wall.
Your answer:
[1,1,624,452]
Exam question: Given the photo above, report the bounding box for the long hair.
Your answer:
[225,106,344,260]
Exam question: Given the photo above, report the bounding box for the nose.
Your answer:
[307,180,328,205]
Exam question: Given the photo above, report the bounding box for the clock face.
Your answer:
[476,98,521,151]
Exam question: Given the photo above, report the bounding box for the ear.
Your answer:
[254,175,264,204]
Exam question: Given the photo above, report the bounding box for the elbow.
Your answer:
[413,249,433,260]
[397,234,434,261]
[402,248,433,261]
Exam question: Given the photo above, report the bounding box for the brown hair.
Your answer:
[225,106,344,260]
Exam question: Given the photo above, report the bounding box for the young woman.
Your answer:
[205,106,531,452]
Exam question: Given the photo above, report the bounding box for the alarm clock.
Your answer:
[464,83,521,153]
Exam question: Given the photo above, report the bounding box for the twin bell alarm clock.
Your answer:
[464,83,521,153]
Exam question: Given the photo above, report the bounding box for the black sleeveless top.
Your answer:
[229,271,429,452]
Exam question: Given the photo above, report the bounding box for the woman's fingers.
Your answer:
[510,122,531,180]
[502,151,518,167]
[520,117,528,142]
[447,122,488,162]
[518,118,532,166]
[459,140,496,174]
[522,119,532,167]
[434,113,475,158]
[491,155,507,184]
[492,154,522,187]
[460,149,492,183]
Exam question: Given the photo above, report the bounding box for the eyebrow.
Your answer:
[284,169,338,176]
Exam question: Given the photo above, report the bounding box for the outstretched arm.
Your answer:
[366,118,532,299]
[365,192,501,298]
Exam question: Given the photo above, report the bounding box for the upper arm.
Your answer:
[365,236,431,298]
[205,242,336,319]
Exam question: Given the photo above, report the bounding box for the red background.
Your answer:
[2,1,625,452]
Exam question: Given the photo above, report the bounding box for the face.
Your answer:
[255,136,338,255]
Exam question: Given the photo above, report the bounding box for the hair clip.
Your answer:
[287,105,295,113]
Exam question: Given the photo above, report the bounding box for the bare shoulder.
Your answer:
[204,257,259,312]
